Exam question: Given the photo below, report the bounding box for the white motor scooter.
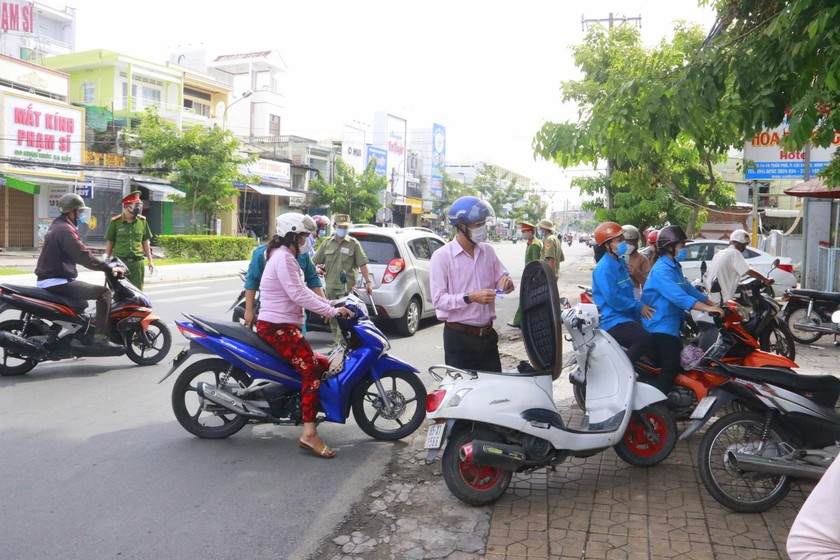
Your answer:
[424,261,677,506]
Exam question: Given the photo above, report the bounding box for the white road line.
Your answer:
[143,286,205,295]
[152,289,242,304]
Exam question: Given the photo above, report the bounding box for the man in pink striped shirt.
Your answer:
[430,197,514,371]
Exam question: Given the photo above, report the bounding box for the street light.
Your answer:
[222,90,253,131]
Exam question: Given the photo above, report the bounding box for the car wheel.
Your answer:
[397,297,421,336]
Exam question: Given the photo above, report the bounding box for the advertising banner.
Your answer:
[385,114,407,195]
[431,123,446,200]
[241,158,291,186]
[1,91,85,179]
[342,125,366,174]
[744,123,839,179]
[366,146,387,177]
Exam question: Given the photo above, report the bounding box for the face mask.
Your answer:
[469,225,488,243]
[76,207,91,226]
[131,206,141,217]
[299,235,311,250]
[335,228,348,237]
[626,243,636,255]
[614,241,627,257]
[536,230,544,239]
[318,230,326,239]
[676,248,687,262]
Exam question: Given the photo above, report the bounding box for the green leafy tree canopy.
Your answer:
[309,157,385,223]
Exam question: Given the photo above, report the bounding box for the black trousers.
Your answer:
[649,333,683,393]
[443,325,502,371]
[46,280,111,335]
[607,321,654,365]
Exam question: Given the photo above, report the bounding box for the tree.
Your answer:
[133,108,256,233]
[533,24,738,236]
[309,158,384,223]
[691,1,840,185]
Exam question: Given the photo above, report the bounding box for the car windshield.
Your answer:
[352,234,399,264]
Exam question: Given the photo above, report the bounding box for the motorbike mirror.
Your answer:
[832,310,840,324]
[700,261,707,276]
[771,258,780,270]
[709,278,721,293]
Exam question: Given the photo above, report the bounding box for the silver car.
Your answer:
[348,226,446,336]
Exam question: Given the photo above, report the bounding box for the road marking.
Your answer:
[151,289,242,304]
[145,276,242,288]
[143,286,204,295]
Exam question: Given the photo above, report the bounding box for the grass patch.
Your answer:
[153,257,204,266]
[0,268,29,275]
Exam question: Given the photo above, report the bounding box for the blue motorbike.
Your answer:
[159,295,426,441]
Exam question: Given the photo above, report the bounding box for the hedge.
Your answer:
[156,235,257,262]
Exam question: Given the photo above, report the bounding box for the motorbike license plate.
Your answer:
[424,423,446,450]
[691,396,717,420]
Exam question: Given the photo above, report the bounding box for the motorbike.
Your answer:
[424,261,677,506]
[0,258,171,375]
[229,269,330,332]
[681,319,840,512]
[782,287,840,345]
[159,294,426,442]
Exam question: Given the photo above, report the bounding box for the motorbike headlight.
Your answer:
[733,304,750,322]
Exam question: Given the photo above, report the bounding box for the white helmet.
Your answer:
[275,213,313,237]
[730,229,750,244]
[621,225,641,241]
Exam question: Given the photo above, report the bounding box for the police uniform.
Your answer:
[104,191,153,290]
[538,219,564,278]
[312,214,369,343]
[510,222,541,327]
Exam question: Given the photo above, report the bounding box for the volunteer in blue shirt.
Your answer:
[591,221,655,364]
[641,225,723,393]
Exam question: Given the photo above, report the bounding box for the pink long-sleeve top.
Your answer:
[258,245,338,326]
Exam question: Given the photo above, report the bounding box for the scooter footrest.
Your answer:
[521,408,565,430]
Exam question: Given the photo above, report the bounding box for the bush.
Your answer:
[156,235,257,262]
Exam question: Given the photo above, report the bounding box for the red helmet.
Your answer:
[647,229,659,244]
[312,215,329,228]
[593,221,624,246]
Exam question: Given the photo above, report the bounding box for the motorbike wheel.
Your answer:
[0,319,43,376]
[351,370,427,441]
[758,320,796,361]
[573,384,586,411]
[785,306,823,344]
[171,358,250,439]
[441,425,513,506]
[613,404,677,467]
[698,410,792,513]
[125,319,172,365]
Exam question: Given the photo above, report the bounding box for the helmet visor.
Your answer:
[78,207,92,225]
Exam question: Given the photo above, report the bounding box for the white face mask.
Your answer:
[469,225,488,243]
[626,243,636,255]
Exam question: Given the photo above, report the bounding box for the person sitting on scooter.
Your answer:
[256,213,354,459]
[35,193,125,351]
[641,225,723,395]
[621,224,651,300]
[705,229,774,304]
[591,222,655,365]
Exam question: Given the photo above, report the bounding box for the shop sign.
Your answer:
[1,92,85,179]
[241,158,291,186]
[744,123,840,179]
[366,146,387,177]
[84,151,126,167]
[1,1,34,33]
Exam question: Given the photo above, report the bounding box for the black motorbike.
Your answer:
[0,258,171,376]
[782,287,840,345]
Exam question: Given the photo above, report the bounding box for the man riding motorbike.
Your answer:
[705,229,774,304]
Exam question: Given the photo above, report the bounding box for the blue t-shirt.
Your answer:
[244,243,321,292]
[592,253,641,331]
[641,257,707,336]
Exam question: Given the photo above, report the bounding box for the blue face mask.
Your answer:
[615,241,627,257]
[318,230,326,239]
[335,228,348,237]
[676,248,687,262]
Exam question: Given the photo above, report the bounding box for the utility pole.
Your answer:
[582,12,642,211]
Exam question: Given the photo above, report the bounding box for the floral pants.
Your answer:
[256,321,326,423]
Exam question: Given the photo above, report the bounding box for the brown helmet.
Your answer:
[593,221,624,246]
[656,225,689,251]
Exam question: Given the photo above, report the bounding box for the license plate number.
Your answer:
[424,423,446,449]
[691,396,716,420]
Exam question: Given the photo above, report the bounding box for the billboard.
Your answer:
[431,123,446,200]
[366,146,387,177]
[1,91,85,179]
[375,112,407,195]
[744,123,839,179]
[342,124,367,174]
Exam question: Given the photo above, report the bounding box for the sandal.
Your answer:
[298,439,336,459]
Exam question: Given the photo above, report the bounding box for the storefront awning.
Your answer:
[134,181,185,202]
[246,184,304,199]
[0,176,40,195]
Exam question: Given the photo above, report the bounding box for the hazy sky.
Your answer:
[66,0,716,209]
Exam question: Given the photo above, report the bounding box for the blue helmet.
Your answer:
[448,196,495,227]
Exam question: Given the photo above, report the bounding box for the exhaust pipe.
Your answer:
[197,382,269,419]
[793,322,840,334]
[460,439,527,470]
[0,331,44,359]
[728,452,826,480]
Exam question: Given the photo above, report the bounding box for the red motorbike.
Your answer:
[0,258,171,376]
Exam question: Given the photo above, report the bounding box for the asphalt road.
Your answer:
[0,239,594,559]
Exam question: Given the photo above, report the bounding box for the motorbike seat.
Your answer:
[191,316,288,362]
[0,283,87,313]
[786,288,840,303]
[708,359,840,394]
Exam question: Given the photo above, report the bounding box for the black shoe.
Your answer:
[507,322,520,329]
[88,335,125,355]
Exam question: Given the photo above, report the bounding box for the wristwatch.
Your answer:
[463,293,470,304]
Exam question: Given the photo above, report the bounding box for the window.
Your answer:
[82,82,96,104]
[353,235,398,264]
[428,238,445,255]
[408,238,431,260]
[269,114,281,137]
[684,244,707,262]
[141,86,161,108]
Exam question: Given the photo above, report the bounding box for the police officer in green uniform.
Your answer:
[538,218,564,279]
[104,191,154,290]
[312,214,373,344]
[508,221,542,328]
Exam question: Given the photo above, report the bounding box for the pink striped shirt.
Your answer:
[258,245,338,325]
[430,240,510,326]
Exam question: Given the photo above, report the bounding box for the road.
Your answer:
[0,239,594,559]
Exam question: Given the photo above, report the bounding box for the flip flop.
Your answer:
[298,439,336,459]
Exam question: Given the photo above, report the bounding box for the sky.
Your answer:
[65,0,717,212]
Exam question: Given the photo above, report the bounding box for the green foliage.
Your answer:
[309,158,384,223]
[156,235,257,261]
[133,108,257,232]
[533,24,739,236]
[472,164,548,225]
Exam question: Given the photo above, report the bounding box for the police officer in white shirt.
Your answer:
[705,229,774,303]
